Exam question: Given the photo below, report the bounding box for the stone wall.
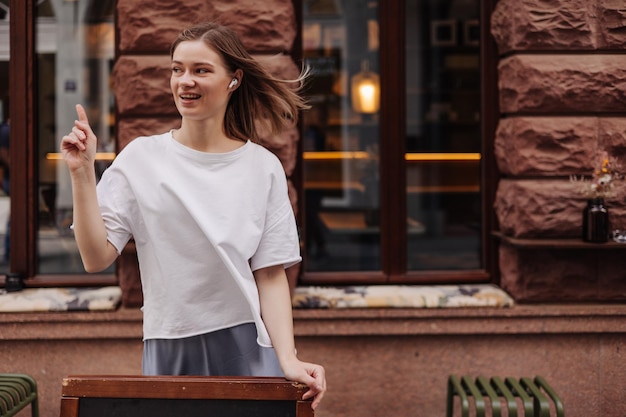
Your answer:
[491,0,626,301]
[112,0,302,303]
[3,306,625,417]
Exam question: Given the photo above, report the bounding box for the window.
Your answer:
[6,0,116,284]
[302,0,382,272]
[36,0,115,274]
[405,0,481,271]
[300,0,493,284]
[0,0,9,276]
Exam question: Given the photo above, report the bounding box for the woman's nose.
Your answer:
[179,72,195,86]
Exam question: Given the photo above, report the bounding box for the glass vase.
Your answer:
[582,198,609,243]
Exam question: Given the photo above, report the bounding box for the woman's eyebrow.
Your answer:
[171,59,215,67]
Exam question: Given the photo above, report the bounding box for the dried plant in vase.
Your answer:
[570,154,623,200]
[570,154,624,242]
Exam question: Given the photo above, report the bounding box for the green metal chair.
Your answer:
[446,375,564,417]
[0,374,39,417]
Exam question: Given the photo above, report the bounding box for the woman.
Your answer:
[61,22,325,409]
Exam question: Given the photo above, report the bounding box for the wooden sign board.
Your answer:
[60,375,314,417]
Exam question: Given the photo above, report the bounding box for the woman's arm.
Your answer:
[254,264,326,410]
[61,104,118,272]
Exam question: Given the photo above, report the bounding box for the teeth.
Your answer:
[180,94,200,99]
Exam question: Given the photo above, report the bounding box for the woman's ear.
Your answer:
[231,69,243,89]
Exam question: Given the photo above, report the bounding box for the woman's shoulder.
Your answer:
[117,132,171,157]
[246,141,282,166]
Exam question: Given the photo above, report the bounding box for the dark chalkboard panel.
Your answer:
[79,398,295,417]
[59,376,314,417]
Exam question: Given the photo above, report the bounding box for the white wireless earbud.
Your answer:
[228,79,238,89]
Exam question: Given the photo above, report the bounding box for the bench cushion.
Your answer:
[292,284,514,308]
[0,287,122,312]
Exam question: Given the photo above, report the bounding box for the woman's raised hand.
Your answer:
[60,104,98,172]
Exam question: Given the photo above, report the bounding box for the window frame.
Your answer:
[297,0,500,286]
[8,0,115,286]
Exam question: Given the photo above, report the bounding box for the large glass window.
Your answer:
[405,0,481,271]
[301,0,482,281]
[36,0,115,274]
[0,0,9,275]
[302,0,381,272]
[4,0,116,282]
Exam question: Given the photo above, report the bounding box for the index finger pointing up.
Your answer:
[75,104,89,123]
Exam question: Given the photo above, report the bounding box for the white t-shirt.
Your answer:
[96,132,302,346]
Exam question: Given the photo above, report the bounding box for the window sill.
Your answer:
[2,304,624,342]
[292,304,626,336]
[0,308,143,340]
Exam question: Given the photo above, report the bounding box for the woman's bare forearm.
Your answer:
[70,166,118,272]
[62,104,118,272]
[255,265,326,409]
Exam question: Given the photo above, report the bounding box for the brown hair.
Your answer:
[170,22,309,142]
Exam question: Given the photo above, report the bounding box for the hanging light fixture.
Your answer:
[351,60,380,114]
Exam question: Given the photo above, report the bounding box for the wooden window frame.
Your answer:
[7,0,115,286]
[296,0,500,286]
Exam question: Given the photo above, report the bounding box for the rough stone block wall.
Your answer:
[112,0,302,304]
[491,0,626,301]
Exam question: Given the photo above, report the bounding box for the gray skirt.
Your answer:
[142,323,283,377]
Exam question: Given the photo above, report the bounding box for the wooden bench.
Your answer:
[60,375,314,417]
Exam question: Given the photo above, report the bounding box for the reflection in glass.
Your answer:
[0,0,9,274]
[405,0,482,270]
[302,0,380,272]
[36,0,115,274]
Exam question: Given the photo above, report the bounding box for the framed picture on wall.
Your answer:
[367,19,379,51]
[464,20,480,47]
[431,20,457,47]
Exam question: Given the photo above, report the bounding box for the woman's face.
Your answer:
[170,40,235,122]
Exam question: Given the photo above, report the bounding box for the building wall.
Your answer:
[4,1,626,416]
[1,306,625,417]
[491,0,626,301]
[69,2,626,417]
[112,1,626,304]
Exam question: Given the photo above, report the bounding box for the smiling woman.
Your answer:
[59,21,326,409]
[169,40,242,149]
[169,22,310,145]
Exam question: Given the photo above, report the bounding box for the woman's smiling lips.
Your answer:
[179,93,201,101]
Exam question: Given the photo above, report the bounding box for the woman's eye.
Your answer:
[171,67,182,73]
[196,68,209,74]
